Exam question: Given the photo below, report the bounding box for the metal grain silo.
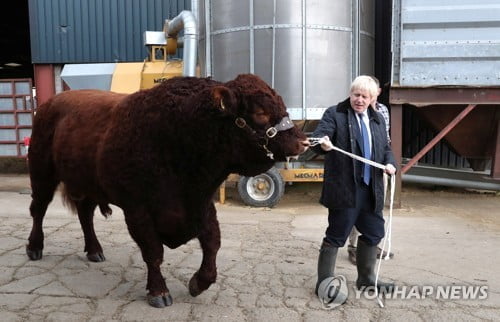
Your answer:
[197,0,375,120]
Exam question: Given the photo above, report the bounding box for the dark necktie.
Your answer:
[359,113,371,185]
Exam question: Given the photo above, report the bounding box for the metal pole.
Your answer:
[301,0,306,120]
[191,0,198,24]
[491,119,500,179]
[271,0,276,87]
[402,173,500,191]
[391,0,402,85]
[204,0,212,77]
[391,103,403,208]
[352,0,360,79]
[249,0,255,74]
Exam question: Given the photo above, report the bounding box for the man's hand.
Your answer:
[319,136,334,151]
[385,164,396,175]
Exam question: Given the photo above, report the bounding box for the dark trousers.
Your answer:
[324,183,385,247]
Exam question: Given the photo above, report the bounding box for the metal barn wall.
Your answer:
[391,0,500,170]
[392,0,500,86]
[28,0,191,63]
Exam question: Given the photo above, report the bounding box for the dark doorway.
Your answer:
[0,0,33,79]
[375,0,392,106]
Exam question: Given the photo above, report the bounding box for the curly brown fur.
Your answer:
[26,74,307,307]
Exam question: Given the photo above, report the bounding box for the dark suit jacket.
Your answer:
[312,97,396,212]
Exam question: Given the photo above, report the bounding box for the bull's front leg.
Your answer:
[189,202,221,296]
[124,207,172,308]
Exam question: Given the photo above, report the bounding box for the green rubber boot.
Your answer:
[315,240,339,295]
[356,238,395,293]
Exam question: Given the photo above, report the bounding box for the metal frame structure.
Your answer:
[0,79,34,158]
[390,86,500,206]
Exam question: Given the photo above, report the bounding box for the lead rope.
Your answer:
[309,137,394,307]
[373,173,395,307]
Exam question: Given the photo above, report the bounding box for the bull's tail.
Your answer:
[60,184,112,218]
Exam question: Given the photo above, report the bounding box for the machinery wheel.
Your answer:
[237,167,285,208]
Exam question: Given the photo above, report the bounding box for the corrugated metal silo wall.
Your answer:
[28,0,191,63]
[198,0,374,121]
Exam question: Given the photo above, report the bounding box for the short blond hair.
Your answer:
[350,75,378,98]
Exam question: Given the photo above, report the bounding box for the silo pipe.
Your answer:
[191,0,198,23]
[402,174,500,191]
[165,10,198,76]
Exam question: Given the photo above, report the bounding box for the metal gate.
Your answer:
[0,79,34,157]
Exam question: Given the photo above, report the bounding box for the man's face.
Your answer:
[349,89,373,114]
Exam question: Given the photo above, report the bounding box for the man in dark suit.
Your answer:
[312,75,397,296]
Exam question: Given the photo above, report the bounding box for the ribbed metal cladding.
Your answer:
[392,0,500,86]
[28,0,191,63]
[198,0,375,121]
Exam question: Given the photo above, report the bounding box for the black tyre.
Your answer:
[237,167,285,208]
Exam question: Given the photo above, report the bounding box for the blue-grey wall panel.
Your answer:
[29,0,191,63]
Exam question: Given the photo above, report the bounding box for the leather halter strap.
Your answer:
[234,115,294,139]
[234,115,294,159]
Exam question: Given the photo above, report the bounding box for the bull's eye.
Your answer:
[252,110,270,126]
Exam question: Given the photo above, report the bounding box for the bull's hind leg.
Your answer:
[27,179,58,260]
[189,203,221,296]
[76,198,105,262]
[124,207,172,308]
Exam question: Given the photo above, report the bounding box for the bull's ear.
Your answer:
[212,86,236,112]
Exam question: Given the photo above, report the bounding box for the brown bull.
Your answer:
[26,74,308,307]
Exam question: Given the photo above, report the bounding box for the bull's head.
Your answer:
[211,74,309,175]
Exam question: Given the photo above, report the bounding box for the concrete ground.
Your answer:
[0,174,499,321]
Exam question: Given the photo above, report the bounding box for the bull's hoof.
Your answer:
[26,246,42,260]
[147,293,173,308]
[188,274,202,297]
[87,252,106,262]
